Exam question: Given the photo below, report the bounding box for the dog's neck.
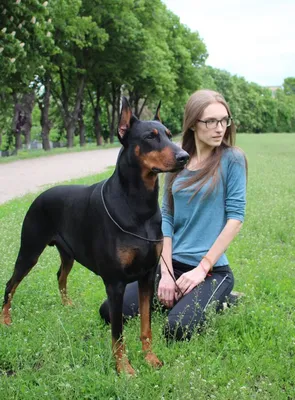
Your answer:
[106,149,160,223]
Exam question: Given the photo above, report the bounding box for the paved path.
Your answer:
[0,147,121,205]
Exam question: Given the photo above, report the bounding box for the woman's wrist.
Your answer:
[202,255,213,272]
[198,261,208,276]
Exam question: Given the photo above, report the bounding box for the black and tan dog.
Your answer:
[1,97,189,375]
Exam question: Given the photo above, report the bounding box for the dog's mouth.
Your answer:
[152,163,186,174]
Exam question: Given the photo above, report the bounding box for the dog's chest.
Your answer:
[117,241,163,278]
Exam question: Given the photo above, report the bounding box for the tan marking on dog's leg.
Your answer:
[112,337,135,376]
[1,283,19,325]
[139,290,163,369]
[58,260,74,306]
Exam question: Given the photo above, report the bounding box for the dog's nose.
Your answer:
[176,151,189,165]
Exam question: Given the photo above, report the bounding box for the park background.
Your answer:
[1,1,295,399]
[0,0,295,154]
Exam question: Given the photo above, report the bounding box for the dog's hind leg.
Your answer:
[56,249,74,306]
[106,281,135,376]
[1,210,53,325]
[1,246,45,325]
[138,270,163,369]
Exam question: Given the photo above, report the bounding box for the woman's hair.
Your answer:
[167,89,247,209]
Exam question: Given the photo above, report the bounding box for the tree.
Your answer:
[283,77,295,96]
[49,0,108,147]
[0,0,54,151]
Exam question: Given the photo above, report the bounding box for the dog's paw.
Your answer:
[0,312,12,326]
[145,352,163,369]
[62,298,74,306]
[116,357,136,376]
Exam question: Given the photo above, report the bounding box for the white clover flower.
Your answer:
[11,31,16,37]
[18,23,22,28]
[10,58,16,63]
[43,1,48,6]
[1,27,7,33]
[31,16,36,24]
[20,42,25,47]
[48,18,52,23]
[16,0,21,4]
[0,48,4,53]
[10,16,14,21]
[2,9,7,14]
[46,31,52,37]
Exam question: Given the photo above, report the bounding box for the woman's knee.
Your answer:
[163,313,203,341]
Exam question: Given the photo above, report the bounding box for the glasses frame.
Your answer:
[197,117,232,130]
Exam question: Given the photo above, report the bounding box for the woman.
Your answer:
[100,89,247,341]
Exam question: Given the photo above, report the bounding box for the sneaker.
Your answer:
[222,291,245,310]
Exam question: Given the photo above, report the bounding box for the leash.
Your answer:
[101,179,183,297]
[101,180,163,243]
[160,254,184,298]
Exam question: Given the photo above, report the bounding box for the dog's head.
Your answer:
[118,97,189,173]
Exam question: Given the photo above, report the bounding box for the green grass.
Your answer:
[0,142,121,164]
[1,134,295,399]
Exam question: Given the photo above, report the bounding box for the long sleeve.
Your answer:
[225,149,247,222]
[161,174,174,237]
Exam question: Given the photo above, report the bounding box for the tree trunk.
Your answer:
[106,99,111,144]
[59,67,86,148]
[94,88,102,146]
[65,121,75,148]
[22,91,35,149]
[39,74,51,151]
[78,100,86,147]
[138,96,148,119]
[11,93,22,152]
[109,83,117,144]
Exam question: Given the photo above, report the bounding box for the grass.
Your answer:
[0,133,295,399]
[0,141,121,164]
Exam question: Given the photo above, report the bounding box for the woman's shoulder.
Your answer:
[222,146,246,165]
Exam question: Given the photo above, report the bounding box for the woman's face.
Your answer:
[194,102,229,150]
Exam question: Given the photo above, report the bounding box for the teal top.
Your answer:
[161,148,247,267]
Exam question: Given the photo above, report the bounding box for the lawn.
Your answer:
[0,141,120,164]
[0,134,295,399]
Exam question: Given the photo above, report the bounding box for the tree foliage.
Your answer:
[0,0,294,153]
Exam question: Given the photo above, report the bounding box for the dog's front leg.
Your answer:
[106,281,135,376]
[138,270,163,369]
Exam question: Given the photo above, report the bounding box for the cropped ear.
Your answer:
[154,101,162,122]
[118,97,137,143]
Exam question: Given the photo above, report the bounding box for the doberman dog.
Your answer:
[1,97,189,375]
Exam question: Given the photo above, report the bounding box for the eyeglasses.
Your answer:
[197,117,232,130]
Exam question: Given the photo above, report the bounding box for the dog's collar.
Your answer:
[101,180,163,243]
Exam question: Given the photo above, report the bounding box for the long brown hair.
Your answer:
[168,89,246,208]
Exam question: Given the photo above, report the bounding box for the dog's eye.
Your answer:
[145,131,158,140]
[145,133,155,140]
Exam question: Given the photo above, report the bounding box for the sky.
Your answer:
[162,0,295,87]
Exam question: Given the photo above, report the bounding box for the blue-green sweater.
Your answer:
[161,148,247,267]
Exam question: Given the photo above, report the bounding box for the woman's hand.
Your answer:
[174,267,207,301]
[157,273,176,309]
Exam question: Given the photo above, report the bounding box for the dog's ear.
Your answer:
[118,97,137,143]
[154,101,162,122]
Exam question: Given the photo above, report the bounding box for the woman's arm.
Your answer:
[200,219,243,272]
[158,237,176,308]
[175,219,243,299]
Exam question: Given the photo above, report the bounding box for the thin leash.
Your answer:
[101,180,163,242]
[101,179,183,296]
